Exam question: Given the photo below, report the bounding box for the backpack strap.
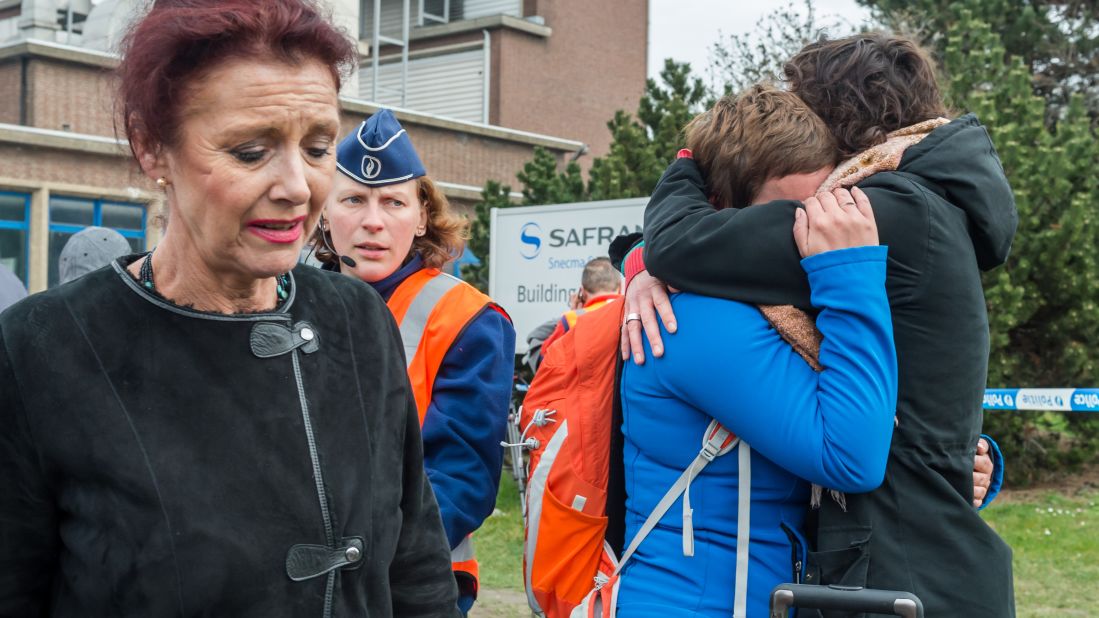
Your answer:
[734,441,752,618]
[610,420,753,618]
[612,420,740,575]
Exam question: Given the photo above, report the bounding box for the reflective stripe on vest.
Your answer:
[563,296,619,332]
[386,268,504,598]
[387,268,499,424]
[452,535,479,598]
[562,308,586,331]
[396,273,462,369]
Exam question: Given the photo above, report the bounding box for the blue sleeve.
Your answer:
[655,245,898,491]
[421,308,516,549]
[978,433,1004,510]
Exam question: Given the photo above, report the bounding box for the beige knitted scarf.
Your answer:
[757,117,949,508]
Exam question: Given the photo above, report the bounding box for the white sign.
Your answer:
[489,198,646,353]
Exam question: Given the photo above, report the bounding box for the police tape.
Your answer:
[984,388,1099,412]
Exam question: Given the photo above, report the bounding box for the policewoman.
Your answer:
[315,110,516,614]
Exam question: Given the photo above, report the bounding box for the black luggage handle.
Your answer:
[770,584,924,618]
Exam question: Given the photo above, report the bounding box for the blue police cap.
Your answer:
[335,109,426,186]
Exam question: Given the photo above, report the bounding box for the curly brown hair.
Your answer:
[313,176,469,270]
[684,85,838,209]
[784,33,948,157]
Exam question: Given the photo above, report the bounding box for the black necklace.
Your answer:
[139,252,289,305]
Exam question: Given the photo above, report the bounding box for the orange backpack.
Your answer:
[519,298,624,618]
[519,297,749,618]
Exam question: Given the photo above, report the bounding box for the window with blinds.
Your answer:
[359,46,488,123]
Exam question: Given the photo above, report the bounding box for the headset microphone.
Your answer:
[318,217,358,268]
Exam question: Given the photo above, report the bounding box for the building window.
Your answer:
[48,196,146,287]
[0,192,30,287]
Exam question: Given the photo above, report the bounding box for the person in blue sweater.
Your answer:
[314,110,515,614]
[616,88,898,617]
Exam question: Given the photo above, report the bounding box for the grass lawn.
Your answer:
[477,475,1099,617]
[982,488,1099,617]
[477,475,526,591]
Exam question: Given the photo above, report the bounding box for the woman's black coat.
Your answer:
[0,260,460,617]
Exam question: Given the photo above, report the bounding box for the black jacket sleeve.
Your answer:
[643,157,813,308]
[642,158,935,309]
[384,316,462,617]
[0,329,58,616]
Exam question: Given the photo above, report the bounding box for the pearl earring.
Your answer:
[156,177,170,189]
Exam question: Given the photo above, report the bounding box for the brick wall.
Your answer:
[493,0,648,158]
[0,61,21,125]
[338,109,565,189]
[4,52,577,199]
[27,59,117,135]
[0,144,151,190]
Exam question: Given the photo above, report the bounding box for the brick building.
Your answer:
[0,0,647,292]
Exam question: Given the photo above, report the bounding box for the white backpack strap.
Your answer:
[733,441,751,618]
[613,420,737,578]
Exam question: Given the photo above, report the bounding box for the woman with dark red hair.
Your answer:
[0,1,459,616]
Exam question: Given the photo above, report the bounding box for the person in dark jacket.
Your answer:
[617,34,1016,617]
[0,1,459,616]
[0,264,26,313]
[315,110,515,615]
[616,85,898,618]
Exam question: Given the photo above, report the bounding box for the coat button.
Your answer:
[300,328,314,341]
[345,546,361,562]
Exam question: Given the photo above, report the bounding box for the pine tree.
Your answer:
[638,59,709,162]
[586,110,664,201]
[588,60,707,200]
[861,0,1099,118]
[463,59,708,291]
[460,180,512,293]
[516,147,585,206]
[942,7,1099,481]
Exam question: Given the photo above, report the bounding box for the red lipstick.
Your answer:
[247,216,306,244]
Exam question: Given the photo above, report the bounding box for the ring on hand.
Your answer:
[840,201,856,208]
[624,312,642,324]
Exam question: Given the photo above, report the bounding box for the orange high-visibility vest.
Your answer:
[560,294,620,332]
[386,267,508,600]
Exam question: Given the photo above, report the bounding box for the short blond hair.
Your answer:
[685,85,838,208]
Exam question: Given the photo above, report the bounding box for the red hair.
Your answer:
[117,0,357,160]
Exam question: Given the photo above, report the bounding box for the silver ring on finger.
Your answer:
[624,312,642,325]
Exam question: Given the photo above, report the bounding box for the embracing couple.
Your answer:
[610,33,1016,617]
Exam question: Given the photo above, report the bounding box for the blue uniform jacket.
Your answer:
[617,246,898,617]
[370,256,516,549]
